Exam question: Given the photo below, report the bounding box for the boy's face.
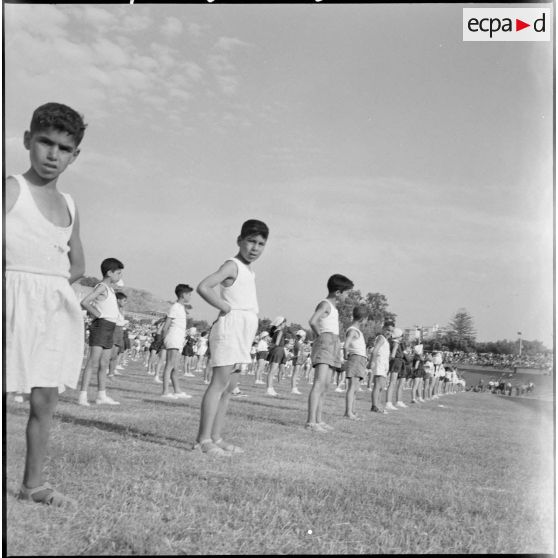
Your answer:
[237,234,267,264]
[107,269,123,285]
[180,292,192,304]
[336,290,349,303]
[24,127,80,182]
[118,298,127,309]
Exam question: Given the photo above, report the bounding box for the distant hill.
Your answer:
[75,276,171,315]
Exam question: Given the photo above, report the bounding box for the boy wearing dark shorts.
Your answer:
[78,258,124,406]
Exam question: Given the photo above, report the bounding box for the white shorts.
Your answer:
[164,329,185,351]
[209,310,258,369]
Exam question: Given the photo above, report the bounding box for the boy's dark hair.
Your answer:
[327,274,354,294]
[175,283,193,299]
[116,292,127,300]
[352,305,368,322]
[101,258,124,277]
[240,219,269,240]
[30,102,87,146]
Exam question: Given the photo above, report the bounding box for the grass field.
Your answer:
[5,359,555,555]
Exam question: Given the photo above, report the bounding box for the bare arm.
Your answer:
[80,283,107,318]
[390,339,399,359]
[308,300,330,337]
[5,177,19,213]
[68,207,85,284]
[344,328,358,360]
[367,336,381,367]
[161,316,173,338]
[196,260,238,314]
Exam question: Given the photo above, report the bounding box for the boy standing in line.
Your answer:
[343,305,369,419]
[107,291,128,378]
[161,284,194,399]
[78,258,124,406]
[369,321,394,413]
[306,274,354,432]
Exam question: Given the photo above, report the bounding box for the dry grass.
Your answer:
[5,360,555,555]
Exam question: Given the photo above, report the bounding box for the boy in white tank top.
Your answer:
[78,257,124,406]
[343,305,369,420]
[306,273,354,433]
[160,283,194,399]
[194,219,269,456]
[5,102,86,507]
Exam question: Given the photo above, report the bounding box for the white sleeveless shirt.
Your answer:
[370,334,390,376]
[93,283,119,322]
[221,257,258,313]
[345,326,367,357]
[317,299,339,335]
[6,174,76,278]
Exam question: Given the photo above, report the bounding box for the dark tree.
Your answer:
[446,308,476,351]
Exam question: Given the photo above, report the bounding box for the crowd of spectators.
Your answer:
[442,351,552,372]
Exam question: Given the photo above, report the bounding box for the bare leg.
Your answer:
[267,362,279,391]
[162,349,179,395]
[79,346,103,392]
[23,387,58,489]
[345,377,359,417]
[307,364,331,424]
[197,365,234,442]
[155,349,166,380]
[291,364,301,393]
[107,345,119,377]
[96,348,112,392]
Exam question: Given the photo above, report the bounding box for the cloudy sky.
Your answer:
[4,3,554,346]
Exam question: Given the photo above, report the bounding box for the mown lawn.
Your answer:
[5,360,555,555]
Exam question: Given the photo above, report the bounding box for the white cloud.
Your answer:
[161,16,183,38]
[184,62,204,82]
[121,11,152,33]
[216,75,240,96]
[81,6,118,31]
[215,36,252,51]
[5,4,69,39]
[93,38,131,67]
[187,23,204,38]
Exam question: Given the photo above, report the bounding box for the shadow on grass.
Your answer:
[54,411,194,451]
[7,404,194,452]
[235,399,301,413]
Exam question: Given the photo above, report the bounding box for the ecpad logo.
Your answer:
[463,8,550,41]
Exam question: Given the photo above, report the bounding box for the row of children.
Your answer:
[6,102,463,508]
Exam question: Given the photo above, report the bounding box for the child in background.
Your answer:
[343,305,369,419]
[195,219,269,455]
[394,341,412,408]
[385,328,404,411]
[161,284,194,399]
[147,316,166,375]
[254,331,269,385]
[411,344,425,403]
[6,102,87,505]
[265,316,287,397]
[290,330,307,395]
[306,274,354,432]
[107,292,128,378]
[79,257,124,406]
[369,322,394,413]
[195,331,209,372]
[182,328,197,377]
[423,354,435,400]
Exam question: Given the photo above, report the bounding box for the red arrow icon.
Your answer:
[516,19,530,31]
